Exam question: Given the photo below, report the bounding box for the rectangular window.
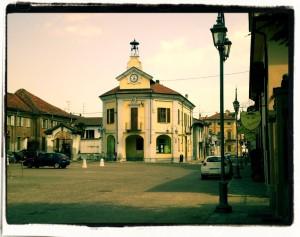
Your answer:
[227,131,232,140]
[178,110,180,125]
[42,137,46,151]
[42,119,48,129]
[9,116,15,126]
[227,145,232,152]
[25,118,31,128]
[7,116,11,126]
[86,130,95,139]
[107,108,115,124]
[17,137,21,150]
[16,117,22,127]
[131,107,138,130]
[157,108,170,123]
[184,113,187,126]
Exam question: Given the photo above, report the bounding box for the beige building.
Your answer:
[203,110,240,156]
[99,40,195,162]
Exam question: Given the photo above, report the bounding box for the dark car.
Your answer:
[23,152,70,169]
[13,149,38,163]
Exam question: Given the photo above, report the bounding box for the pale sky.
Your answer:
[7,12,251,117]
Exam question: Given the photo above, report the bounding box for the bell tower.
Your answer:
[127,39,142,70]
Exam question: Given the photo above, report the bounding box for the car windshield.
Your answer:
[206,157,221,162]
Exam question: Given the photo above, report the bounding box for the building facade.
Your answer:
[6,89,75,154]
[6,89,103,160]
[100,40,195,162]
[203,110,240,156]
[248,11,293,223]
[192,118,209,162]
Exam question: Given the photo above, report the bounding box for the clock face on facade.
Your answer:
[130,73,139,83]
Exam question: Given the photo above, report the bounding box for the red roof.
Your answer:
[6,93,32,112]
[74,116,103,126]
[8,89,72,118]
[100,82,181,97]
[205,112,235,120]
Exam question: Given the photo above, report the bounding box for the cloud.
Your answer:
[144,38,217,79]
[43,14,103,38]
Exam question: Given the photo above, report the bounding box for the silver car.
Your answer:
[200,156,232,179]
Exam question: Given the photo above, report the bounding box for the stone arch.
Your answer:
[125,135,144,161]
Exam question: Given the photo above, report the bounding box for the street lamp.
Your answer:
[210,12,232,213]
[233,88,241,179]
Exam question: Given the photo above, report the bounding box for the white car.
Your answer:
[200,156,232,179]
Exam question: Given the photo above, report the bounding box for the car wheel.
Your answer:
[60,164,66,169]
[54,163,60,169]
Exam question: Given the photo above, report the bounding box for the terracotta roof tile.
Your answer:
[100,83,181,97]
[6,93,32,112]
[14,89,71,117]
[205,112,235,120]
[74,116,103,126]
[150,83,180,95]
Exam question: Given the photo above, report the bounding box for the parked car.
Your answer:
[200,155,233,179]
[23,152,70,169]
[12,149,38,163]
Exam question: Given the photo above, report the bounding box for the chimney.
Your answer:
[185,94,188,98]
[155,80,160,84]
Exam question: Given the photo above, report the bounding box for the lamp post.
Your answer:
[210,12,232,213]
[233,88,241,179]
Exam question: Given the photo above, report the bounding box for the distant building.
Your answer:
[192,118,208,161]
[74,117,103,160]
[203,110,239,156]
[6,89,74,153]
[99,40,195,162]
[6,89,102,160]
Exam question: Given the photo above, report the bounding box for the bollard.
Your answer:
[82,158,87,168]
[100,158,105,167]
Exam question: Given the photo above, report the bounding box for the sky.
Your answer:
[7,12,251,118]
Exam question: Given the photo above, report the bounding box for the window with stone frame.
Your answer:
[157,108,170,123]
[107,108,115,124]
[86,130,95,139]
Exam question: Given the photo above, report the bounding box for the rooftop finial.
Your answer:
[130,39,139,56]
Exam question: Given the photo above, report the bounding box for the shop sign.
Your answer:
[240,111,261,130]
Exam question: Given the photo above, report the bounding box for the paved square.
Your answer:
[6,162,268,225]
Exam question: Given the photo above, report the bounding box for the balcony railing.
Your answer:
[125,122,142,132]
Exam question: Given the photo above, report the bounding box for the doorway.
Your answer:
[125,135,144,161]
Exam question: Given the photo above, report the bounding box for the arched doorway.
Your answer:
[126,135,144,161]
[54,131,73,158]
[107,135,115,161]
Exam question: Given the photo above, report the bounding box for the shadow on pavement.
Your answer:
[6,202,278,226]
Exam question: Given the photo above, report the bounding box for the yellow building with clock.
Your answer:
[99,40,195,162]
